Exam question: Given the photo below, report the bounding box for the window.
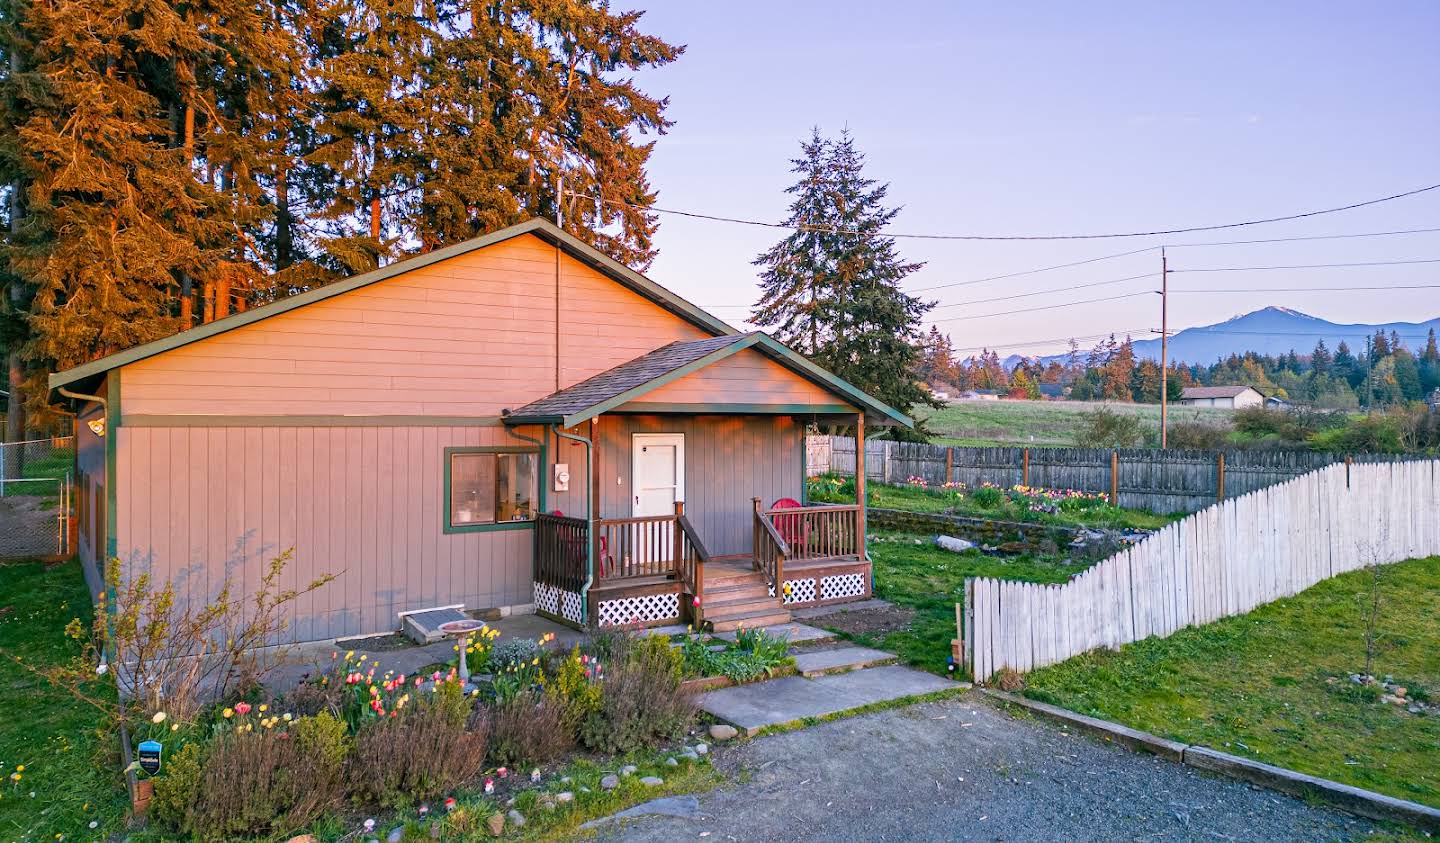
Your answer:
[445,448,540,532]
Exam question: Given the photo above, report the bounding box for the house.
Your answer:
[1037,383,1066,401]
[960,390,1000,401]
[1177,385,1264,409]
[49,218,909,639]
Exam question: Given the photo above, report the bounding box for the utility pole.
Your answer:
[1159,248,1169,448]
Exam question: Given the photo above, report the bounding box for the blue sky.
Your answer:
[628,1,1440,357]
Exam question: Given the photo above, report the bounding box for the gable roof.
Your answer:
[504,332,912,428]
[1181,385,1260,399]
[49,217,736,394]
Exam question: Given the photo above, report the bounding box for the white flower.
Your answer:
[95,662,108,676]
[151,711,167,724]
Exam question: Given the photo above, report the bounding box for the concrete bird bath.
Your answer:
[438,618,488,692]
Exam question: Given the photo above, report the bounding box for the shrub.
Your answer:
[580,631,695,754]
[1166,420,1231,450]
[545,647,604,731]
[149,741,203,831]
[489,637,542,671]
[678,628,791,682]
[487,689,573,767]
[347,681,487,807]
[178,714,347,842]
[969,485,1003,509]
[1075,407,1144,448]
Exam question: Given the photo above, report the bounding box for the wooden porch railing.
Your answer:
[535,513,589,592]
[675,503,708,626]
[765,503,862,563]
[752,498,789,594]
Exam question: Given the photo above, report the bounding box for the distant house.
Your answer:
[961,390,1000,402]
[1178,385,1264,409]
[1037,384,1066,401]
[1265,396,1289,408]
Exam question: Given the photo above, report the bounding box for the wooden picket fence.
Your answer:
[962,459,1440,681]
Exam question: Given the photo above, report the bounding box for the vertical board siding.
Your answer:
[635,348,846,406]
[114,424,545,641]
[811,436,1407,514]
[597,415,802,557]
[964,460,1440,681]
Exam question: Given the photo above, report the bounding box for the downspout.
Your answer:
[551,423,594,626]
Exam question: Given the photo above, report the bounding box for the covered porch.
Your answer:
[503,332,907,631]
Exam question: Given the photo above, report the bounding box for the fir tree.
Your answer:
[751,129,834,356]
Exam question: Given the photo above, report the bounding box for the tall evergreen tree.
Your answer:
[751,129,833,356]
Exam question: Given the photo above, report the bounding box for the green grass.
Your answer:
[919,400,1234,447]
[1022,555,1440,809]
[861,480,1177,531]
[827,532,1091,675]
[0,447,72,498]
[0,559,129,840]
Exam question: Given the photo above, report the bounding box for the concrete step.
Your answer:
[696,664,959,736]
[792,645,899,678]
[707,607,792,632]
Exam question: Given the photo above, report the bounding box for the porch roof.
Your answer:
[502,332,912,428]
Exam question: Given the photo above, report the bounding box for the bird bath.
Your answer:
[438,618,488,692]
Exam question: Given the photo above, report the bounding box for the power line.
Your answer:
[1165,226,1440,248]
[948,329,1149,355]
[929,291,1152,323]
[1173,283,1440,293]
[1174,257,1440,273]
[930,273,1155,310]
[909,248,1156,292]
[577,181,1440,241]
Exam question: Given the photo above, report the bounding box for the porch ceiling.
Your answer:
[501,332,912,428]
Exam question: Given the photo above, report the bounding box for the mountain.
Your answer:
[1020,307,1440,367]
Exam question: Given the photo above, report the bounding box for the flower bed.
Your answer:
[676,626,794,686]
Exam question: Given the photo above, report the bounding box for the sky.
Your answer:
[623,1,1440,358]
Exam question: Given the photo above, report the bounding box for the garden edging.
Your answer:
[980,689,1440,833]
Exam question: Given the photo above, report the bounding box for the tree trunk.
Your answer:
[275,166,293,269]
[4,350,24,479]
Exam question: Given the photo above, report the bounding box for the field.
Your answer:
[1022,555,1440,809]
[919,399,1235,447]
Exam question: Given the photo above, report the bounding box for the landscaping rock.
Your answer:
[600,774,620,790]
[285,836,318,843]
[621,764,638,776]
[386,827,404,843]
[693,742,709,755]
[681,749,699,761]
[507,809,525,828]
[556,791,575,803]
[935,535,975,553]
[486,812,505,837]
[640,776,664,786]
[665,756,678,766]
[708,724,738,741]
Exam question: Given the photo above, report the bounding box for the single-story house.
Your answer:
[50,218,910,640]
[1177,385,1264,409]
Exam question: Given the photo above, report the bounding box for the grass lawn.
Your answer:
[0,446,72,498]
[860,480,1177,531]
[0,559,130,840]
[827,532,1091,675]
[1021,555,1440,809]
[918,399,1234,447]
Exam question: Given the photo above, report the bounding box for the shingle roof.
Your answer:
[505,334,752,422]
[1181,385,1258,399]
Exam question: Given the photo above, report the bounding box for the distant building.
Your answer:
[1038,383,1066,400]
[960,390,1000,401]
[1178,385,1265,409]
[1265,396,1289,408]
[1427,388,1440,411]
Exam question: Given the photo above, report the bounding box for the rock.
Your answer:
[561,776,571,783]
[386,827,404,843]
[640,776,664,786]
[1395,686,1408,697]
[556,791,575,803]
[580,786,591,793]
[693,742,709,755]
[708,724,738,741]
[934,535,975,554]
[621,764,638,776]
[1381,694,1405,705]
[681,750,698,761]
[286,837,318,843]
[507,810,525,828]
[487,812,505,837]
[665,757,678,766]
[600,774,620,790]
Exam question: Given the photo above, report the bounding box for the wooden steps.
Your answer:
[701,562,790,632]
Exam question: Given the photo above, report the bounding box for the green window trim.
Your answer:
[442,444,547,535]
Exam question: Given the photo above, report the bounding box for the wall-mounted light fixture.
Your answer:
[87,418,106,437]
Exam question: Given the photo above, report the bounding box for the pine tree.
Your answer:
[751,129,834,356]
[1310,339,1332,377]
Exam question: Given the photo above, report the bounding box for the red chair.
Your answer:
[770,497,809,551]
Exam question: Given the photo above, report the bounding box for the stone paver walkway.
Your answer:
[697,664,958,735]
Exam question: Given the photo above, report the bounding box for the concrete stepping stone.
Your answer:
[791,645,898,677]
[713,621,834,645]
[697,664,958,736]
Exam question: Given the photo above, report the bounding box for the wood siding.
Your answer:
[596,415,802,557]
[75,396,106,594]
[120,235,712,417]
[114,423,546,641]
[630,347,847,408]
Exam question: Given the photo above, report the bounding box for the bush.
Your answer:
[347,682,486,807]
[545,647,604,731]
[177,714,347,842]
[969,485,1003,509]
[489,637,542,671]
[487,689,574,767]
[149,742,203,831]
[1166,420,1231,450]
[1075,407,1145,448]
[580,632,695,754]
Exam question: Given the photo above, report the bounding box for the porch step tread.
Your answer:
[703,582,771,598]
[696,664,959,736]
[702,594,785,612]
[792,646,898,677]
[707,608,792,632]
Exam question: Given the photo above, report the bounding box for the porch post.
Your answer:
[855,413,867,557]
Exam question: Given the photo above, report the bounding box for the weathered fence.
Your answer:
[963,459,1440,681]
[808,435,1398,514]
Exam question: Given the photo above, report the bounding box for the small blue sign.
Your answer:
[137,740,162,775]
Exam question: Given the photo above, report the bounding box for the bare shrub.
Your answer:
[487,689,574,767]
[1075,407,1144,448]
[994,667,1026,692]
[346,681,488,807]
[579,631,696,754]
[1165,420,1231,450]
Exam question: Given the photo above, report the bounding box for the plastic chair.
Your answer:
[769,497,808,550]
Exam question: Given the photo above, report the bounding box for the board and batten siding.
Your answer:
[75,397,107,595]
[118,234,713,418]
[596,414,803,557]
[114,423,549,641]
[633,348,842,407]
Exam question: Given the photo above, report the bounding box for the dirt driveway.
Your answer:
[594,693,1376,842]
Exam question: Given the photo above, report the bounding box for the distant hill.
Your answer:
[1015,307,1440,368]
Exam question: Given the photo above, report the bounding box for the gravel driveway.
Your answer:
[594,693,1375,842]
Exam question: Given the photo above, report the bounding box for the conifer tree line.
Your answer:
[915,326,1440,409]
[0,0,681,431]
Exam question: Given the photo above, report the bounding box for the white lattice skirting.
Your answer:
[821,572,867,601]
[534,582,584,626]
[597,591,680,627]
[769,577,817,605]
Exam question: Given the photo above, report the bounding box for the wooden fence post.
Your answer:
[1022,448,1030,487]
[945,446,953,486]
[1216,452,1226,501]
[1109,449,1119,506]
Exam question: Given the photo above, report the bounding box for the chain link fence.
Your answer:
[0,436,73,559]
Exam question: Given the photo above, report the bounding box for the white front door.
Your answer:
[632,433,685,517]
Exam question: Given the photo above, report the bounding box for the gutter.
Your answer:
[550,423,595,626]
